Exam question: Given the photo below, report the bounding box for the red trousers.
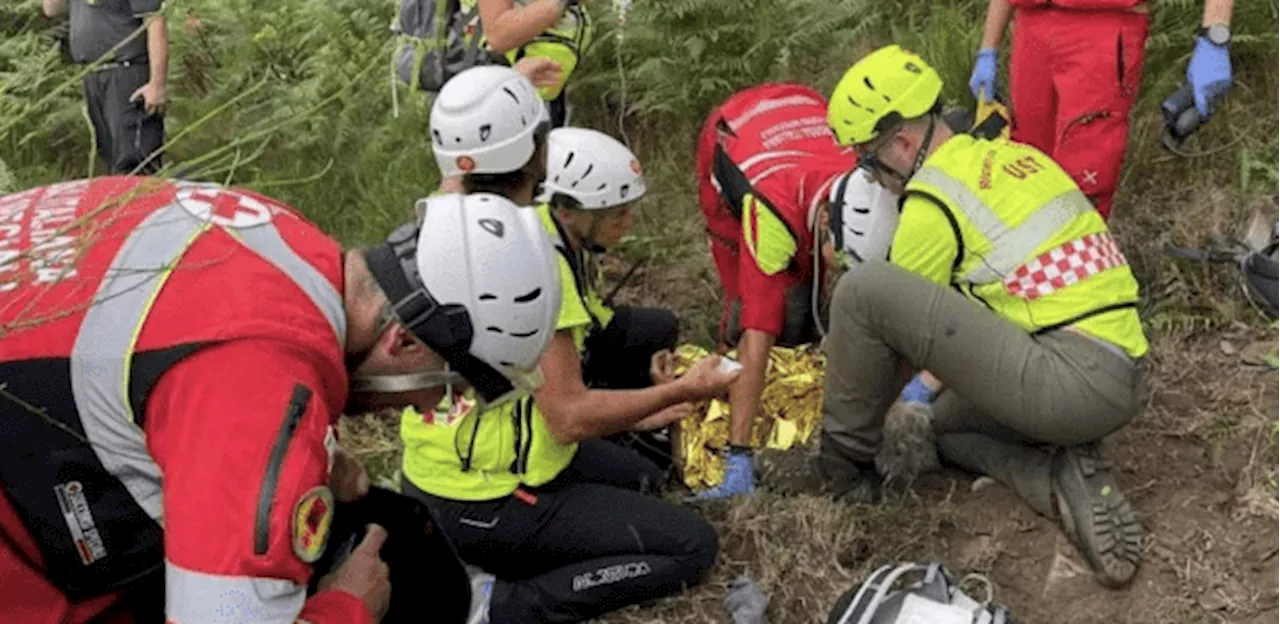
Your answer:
[1009,7,1149,220]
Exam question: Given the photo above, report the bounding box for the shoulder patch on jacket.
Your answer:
[292,486,334,563]
[741,192,798,275]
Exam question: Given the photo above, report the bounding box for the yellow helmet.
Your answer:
[828,45,944,147]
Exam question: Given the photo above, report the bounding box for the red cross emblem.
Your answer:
[174,183,272,228]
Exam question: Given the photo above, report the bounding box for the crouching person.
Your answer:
[407,76,735,620]
[539,127,685,470]
[818,45,1148,588]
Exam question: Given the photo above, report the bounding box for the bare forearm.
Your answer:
[1203,0,1233,26]
[146,15,168,86]
[979,0,1013,50]
[43,0,68,17]
[728,329,773,446]
[480,0,564,53]
[539,382,693,444]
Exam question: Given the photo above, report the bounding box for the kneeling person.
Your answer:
[820,45,1147,588]
[400,128,737,623]
[540,127,688,469]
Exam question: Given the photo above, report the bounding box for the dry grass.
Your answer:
[337,111,1280,624]
[340,405,968,623]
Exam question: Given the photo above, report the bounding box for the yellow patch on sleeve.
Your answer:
[741,192,798,276]
[291,486,334,564]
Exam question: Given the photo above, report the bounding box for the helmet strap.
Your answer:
[906,114,938,181]
[348,366,465,394]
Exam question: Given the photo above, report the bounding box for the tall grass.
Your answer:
[1,0,1276,322]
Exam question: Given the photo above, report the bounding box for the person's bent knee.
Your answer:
[650,307,680,349]
[831,261,903,322]
[681,512,720,575]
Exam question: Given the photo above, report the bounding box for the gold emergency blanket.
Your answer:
[672,343,825,491]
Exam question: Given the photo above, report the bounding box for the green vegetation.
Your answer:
[2,1,1277,620]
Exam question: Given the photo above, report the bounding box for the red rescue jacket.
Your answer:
[0,177,367,624]
[1007,0,1143,10]
[695,83,856,339]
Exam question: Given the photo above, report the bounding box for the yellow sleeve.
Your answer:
[554,253,593,333]
[888,194,959,287]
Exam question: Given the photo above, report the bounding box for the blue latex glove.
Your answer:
[1187,35,1232,118]
[968,48,999,103]
[900,374,938,405]
[693,452,755,500]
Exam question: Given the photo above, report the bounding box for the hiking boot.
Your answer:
[875,401,940,488]
[816,453,882,505]
[1050,446,1142,588]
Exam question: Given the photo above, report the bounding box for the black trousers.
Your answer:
[581,306,679,390]
[404,440,718,623]
[581,306,680,469]
[547,91,569,128]
[82,64,164,174]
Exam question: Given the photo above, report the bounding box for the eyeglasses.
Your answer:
[855,130,899,177]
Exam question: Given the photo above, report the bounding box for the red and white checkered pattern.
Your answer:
[1004,232,1127,301]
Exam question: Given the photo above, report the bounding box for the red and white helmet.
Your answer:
[362,193,561,405]
[536,127,647,209]
[430,66,549,178]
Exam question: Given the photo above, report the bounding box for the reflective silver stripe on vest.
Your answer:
[967,189,1094,284]
[70,190,346,525]
[71,205,208,523]
[165,560,304,624]
[237,226,346,346]
[912,166,1094,284]
[913,166,1006,241]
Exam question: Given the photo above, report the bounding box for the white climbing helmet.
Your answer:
[361,193,561,406]
[430,66,550,178]
[828,170,901,263]
[535,127,647,209]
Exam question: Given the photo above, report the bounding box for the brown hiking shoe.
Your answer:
[758,447,881,504]
[815,453,882,505]
[1051,446,1142,588]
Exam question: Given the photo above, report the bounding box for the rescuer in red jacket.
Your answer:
[691,83,859,499]
[969,0,1152,220]
[0,177,562,624]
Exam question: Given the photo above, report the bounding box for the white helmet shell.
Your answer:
[430,66,549,178]
[536,127,647,209]
[415,193,561,375]
[828,170,901,263]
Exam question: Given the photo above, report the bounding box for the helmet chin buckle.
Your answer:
[348,368,465,395]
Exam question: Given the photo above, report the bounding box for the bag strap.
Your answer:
[549,213,606,334]
[712,143,753,220]
[833,563,924,624]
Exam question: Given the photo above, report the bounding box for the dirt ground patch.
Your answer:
[589,328,1279,624]
[341,326,1278,624]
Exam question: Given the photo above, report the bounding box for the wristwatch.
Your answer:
[1198,24,1231,46]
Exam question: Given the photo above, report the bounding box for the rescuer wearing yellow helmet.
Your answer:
[819,45,1148,589]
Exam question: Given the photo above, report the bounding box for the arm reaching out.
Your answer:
[478,0,575,54]
[535,331,738,445]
